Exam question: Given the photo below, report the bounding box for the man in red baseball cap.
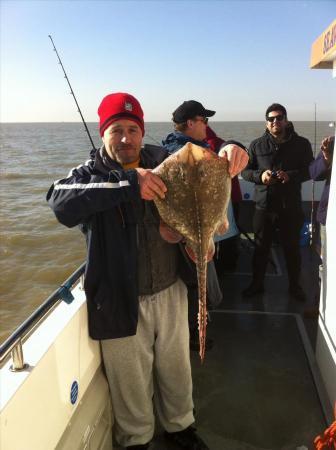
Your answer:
[48,92,247,450]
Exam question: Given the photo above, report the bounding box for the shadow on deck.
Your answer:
[187,235,327,450]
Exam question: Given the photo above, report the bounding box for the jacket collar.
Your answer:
[162,131,209,153]
[265,128,296,145]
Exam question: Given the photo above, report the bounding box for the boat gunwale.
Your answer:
[0,262,86,366]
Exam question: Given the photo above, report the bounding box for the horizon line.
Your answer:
[1,120,334,124]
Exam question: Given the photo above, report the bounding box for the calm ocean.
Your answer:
[0,121,332,343]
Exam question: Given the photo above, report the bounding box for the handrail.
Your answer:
[0,262,86,366]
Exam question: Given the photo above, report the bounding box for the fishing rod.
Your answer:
[49,35,162,150]
[48,35,97,151]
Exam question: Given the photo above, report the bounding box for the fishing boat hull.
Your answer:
[0,283,113,450]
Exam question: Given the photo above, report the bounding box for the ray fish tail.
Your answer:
[194,191,208,363]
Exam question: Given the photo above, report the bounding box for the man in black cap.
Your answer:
[166,100,216,145]
[162,100,248,350]
[162,100,213,154]
[163,99,248,181]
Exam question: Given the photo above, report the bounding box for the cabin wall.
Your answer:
[316,137,336,411]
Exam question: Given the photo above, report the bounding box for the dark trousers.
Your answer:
[214,235,240,273]
[188,286,199,337]
[252,208,304,287]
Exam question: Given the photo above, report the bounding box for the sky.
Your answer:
[0,0,335,122]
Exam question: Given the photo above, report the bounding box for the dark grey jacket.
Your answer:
[241,129,313,211]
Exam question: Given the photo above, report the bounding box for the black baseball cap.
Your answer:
[172,100,216,123]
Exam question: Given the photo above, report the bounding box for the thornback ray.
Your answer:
[153,143,231,362]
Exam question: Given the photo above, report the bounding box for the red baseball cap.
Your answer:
[98,92,144,136]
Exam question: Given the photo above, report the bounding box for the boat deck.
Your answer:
[116,230,329,450]
[190,310,325,450]
[188,235,328,450]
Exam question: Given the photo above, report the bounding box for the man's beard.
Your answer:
[115,144,139,164]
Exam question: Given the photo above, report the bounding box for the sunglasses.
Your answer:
[267,115,285,123]
[194,117,209,124]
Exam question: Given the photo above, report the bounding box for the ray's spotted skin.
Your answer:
[153,143,231,361]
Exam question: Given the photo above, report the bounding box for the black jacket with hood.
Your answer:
[241,127,313,212]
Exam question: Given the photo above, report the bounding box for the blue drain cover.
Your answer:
[70,380,79,405]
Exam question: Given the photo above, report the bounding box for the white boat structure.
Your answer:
[0,265,113,450]
[309,17,336,425]
[1,20,335,450]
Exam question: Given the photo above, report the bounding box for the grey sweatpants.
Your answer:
[101,279,194,447]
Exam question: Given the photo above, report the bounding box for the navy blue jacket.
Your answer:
[162,131,245,155]
[309,151,332,225]
[162,131,210,154]
[47,144,169,340]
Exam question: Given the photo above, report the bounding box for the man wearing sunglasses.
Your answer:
[162,100,214,151]
[162,100,247,172]
[162,100,248,351]
[241,103,313,302]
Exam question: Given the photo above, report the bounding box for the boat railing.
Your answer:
[0,262,86,371]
